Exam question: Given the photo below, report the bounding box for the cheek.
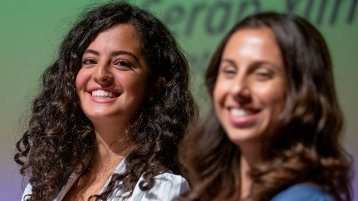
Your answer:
[213,85,223,111]
[256,84,286,111]
[213,78,229,107]
[120,73,148,98]
[75,76,81,92]
[75,69,89,91]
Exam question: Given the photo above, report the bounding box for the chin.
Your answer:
[227,131,262,145]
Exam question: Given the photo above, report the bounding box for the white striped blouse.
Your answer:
[21,158,189,201]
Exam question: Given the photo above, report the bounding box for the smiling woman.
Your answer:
[213,27,286,152]
[14,2,197,201]
[177,12,352,201]
[76,24,150,127]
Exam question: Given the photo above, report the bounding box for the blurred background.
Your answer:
[1,0,357,200]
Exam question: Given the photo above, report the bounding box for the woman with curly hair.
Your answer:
[177,12,352,201]
[15,2,197,201]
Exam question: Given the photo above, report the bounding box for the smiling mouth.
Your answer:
[228,107,260,126]
[91,90,117,99]
[230,108,259,117]
[230,108,250,117]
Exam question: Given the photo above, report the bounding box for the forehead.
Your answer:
[224,27,279,54]
[85,23,149,69]
[221,27,284,68]
[88,24,141,51]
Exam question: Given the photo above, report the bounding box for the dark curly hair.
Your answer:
[178,12,352,201]
[15,2,197,201]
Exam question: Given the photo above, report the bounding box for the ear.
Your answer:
[148,76,166,97]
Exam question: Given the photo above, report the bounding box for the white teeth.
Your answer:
[230,109,250,117]
[91,90,114,99]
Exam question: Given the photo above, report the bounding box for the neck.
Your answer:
[239,142,262,199]
[240,155,252,199]
[91,121,133,174]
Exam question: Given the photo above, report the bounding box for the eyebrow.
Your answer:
[83,49,140,63]
[220,59,237,67]
[221,58,282,70]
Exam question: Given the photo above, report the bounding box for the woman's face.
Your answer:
[213,27,286,149]
[76,24,150,127]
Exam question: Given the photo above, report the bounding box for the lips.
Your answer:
[92,90,115,99]
[228,107,260,127]
[88,89,120,102]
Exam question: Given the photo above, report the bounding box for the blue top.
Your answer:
[271,183,335,201]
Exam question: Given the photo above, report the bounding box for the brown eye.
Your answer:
[222,68,236,75]
[220,65,237,78]
[255,70,273,80]
[82,58,96,65]
[114,60,133,70]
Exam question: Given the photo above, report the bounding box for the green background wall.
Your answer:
[1,0,357,200]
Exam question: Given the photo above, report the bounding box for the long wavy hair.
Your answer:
[15,2,197,201]
[178,12,352,201]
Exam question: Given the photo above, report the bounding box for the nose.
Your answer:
[94,63,114,86]
[230,75,251,103]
